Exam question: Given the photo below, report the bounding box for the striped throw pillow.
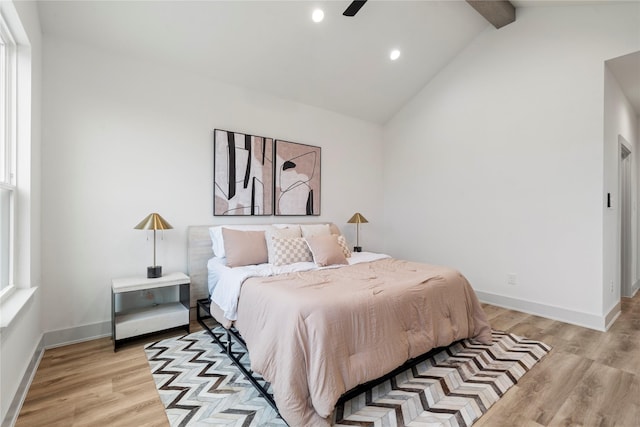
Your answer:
[336,235,352,258]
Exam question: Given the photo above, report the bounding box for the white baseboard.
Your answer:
[631,279,640,297]
[1,322,112,426]
[475,290,607,331]
[43,321,112,349]
[1,336,44,427]
[604,301,622,330]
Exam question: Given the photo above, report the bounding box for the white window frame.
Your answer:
[0,10,17,301]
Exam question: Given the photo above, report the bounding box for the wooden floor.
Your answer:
[15,294,640,427]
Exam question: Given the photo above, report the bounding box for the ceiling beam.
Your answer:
[466,0,515,29]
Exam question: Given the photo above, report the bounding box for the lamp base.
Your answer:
[353,246,362,253]
[147,266,162,278]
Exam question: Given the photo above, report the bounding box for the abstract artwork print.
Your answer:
[274,140,320,216]
[213,129,273,216]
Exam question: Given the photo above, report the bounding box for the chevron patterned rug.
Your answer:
[145,329,550,427]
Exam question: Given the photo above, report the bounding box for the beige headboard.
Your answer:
[187,223,342,312]
[187,225,214,310]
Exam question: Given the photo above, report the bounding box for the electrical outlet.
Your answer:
[507,274,517,286]
[610,281,614,293]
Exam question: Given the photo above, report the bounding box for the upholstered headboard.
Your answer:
[187,225,215,310]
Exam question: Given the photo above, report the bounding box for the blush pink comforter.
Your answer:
[235,258,492,426]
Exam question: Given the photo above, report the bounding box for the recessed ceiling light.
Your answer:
[390,49,401,61]
[312,9,324,23]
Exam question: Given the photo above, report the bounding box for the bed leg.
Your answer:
[226,329,232,355]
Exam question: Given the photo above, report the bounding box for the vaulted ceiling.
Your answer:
[37,0,492,124]
[37,1,637,123]
[607,51,640,114]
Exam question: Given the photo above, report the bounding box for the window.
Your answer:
[0,12,16,297]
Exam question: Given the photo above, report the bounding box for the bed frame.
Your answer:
[186,225,446,424]
[195,298,280,413]
[187,225,280,413]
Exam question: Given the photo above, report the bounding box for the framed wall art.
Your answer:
[274,140,321,216]
[213,129,274,216]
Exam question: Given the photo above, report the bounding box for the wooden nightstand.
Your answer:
[111,272,190,351]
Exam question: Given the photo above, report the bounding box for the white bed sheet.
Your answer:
[208,252,390,320]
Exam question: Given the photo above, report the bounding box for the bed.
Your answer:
[187,223,492,427]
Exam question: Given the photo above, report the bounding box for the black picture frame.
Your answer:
[213,129,274,216]
[274,139,321,216]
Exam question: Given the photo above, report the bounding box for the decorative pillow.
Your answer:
[209,225,274,257]
[328,223,342,235]
[271,237,313,266]
[300,223,331,239]
[336,235,352,258]
[305,234,348,267]
[221,228,268,268]
[265,226,302,263]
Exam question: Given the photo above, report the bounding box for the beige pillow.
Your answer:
[271,237,314,266]
[209,224,274,257]
[305,234,348,267]
[222,228,268,267]
[301,223,331,239]
[328,223,342,235]
[265,226,302,263]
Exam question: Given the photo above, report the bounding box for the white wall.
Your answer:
[382,4,640,329]
[603,64,638,312]
[0,0,42,424]
[41,36,384,340]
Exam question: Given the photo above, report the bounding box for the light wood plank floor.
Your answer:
[16,294,640,426]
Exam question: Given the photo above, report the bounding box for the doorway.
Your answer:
[619,136,632,297]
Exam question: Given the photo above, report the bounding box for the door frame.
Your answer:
[618,135,633,297]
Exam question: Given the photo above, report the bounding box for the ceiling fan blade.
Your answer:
[343,0,367,17]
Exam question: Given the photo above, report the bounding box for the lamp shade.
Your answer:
[347,212,369,224]
[134,213,173,231]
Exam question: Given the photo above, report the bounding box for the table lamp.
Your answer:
[134,212,173,278]
[347,212,368,252]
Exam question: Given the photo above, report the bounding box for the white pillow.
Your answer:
[265,226,302,263]
[300,224,331,239]
[209,224,275,257]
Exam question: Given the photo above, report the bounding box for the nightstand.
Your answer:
[111,272,190,351]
